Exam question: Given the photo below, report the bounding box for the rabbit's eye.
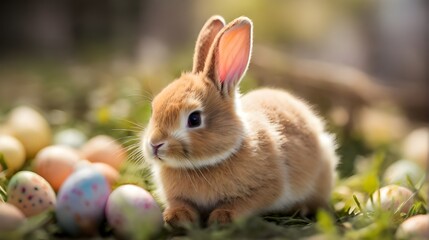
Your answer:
[188,111,202,128]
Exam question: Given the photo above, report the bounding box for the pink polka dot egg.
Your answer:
[106,184,163,238]
[7,171,56,217]
[55,167,111,236]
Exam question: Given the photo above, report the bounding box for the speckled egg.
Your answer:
[106,184,163,239]
[7,171,56,217]
[366,185,414,216]
[56,168,111,236]
[0,203,26,231]
[34,145,80,191]
[80,135,127,170]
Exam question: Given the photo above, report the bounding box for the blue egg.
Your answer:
[55,167,111,236]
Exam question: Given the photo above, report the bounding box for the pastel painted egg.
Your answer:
[80,135,127,170]
[6,106,51,157]
[396,214,429,239]
[383,159,425,186]
[0,135,26,173]
[56,168,111,236]
[7,171,56,217]
[366,185,414,215]
[92,162,120,186]
[0,203,26,231]
[106,184,163,239]
[34,145,80,191]
[54,128,87,149]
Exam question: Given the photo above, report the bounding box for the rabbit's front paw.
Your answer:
[208,208,235,225]
[163,206,199,228]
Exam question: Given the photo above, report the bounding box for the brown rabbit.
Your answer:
[142,15,338,227]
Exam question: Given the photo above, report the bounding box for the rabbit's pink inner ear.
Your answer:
[218,22,251,86]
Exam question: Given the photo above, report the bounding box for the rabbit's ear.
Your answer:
[204,17,252,96]
[192,16,225,73]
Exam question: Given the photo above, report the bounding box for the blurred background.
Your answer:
[0,0,428,178]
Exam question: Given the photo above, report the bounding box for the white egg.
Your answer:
[396,214,429,239]
[54,128,87,149]
[383,160,425,186]
[366,185,414,216]
[402,128,428,168]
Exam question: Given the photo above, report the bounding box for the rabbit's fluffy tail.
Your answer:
[319,133,339,174]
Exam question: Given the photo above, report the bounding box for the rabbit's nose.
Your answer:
[151,142,164,156]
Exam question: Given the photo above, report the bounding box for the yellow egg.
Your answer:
[34,145,80,191]
[6,106,52,157]
[80,135,127,170]
[0,135,26,173]
[0,203,26,231]
[356,107,408,148]
[92,162,120,186]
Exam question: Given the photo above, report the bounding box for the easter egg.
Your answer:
[106,184,163,239]
[0,135,26,173]
[383,160,425,186]
[396,214,429,239]
[7,171,56,217]
[402,128,428,168]
[34,145,80,191]
[366,185,414,215]
[356,107,408,148]
[80,135,127,170]
[6,106,51,157]
[54,128,87,149]
[92,162,120,186]
[56,168,111,236]
[0,203,26,231]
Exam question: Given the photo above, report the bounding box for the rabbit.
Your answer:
[141,15,339,227]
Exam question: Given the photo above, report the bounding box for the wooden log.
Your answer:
[250,45,428,122]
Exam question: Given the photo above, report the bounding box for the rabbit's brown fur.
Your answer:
[142,16,338,227]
